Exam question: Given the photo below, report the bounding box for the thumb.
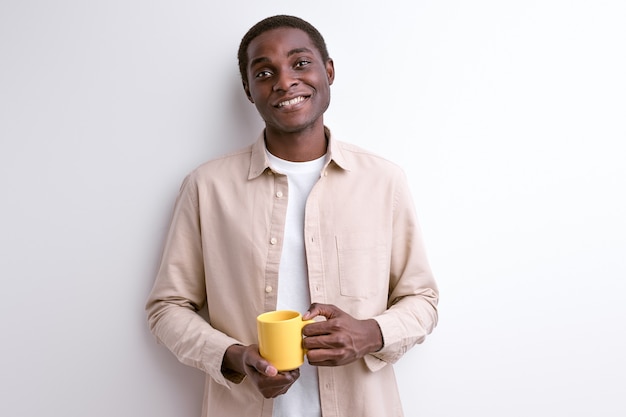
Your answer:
[263,364,278,377]
[254,358,277,377]
[247,345,277,376]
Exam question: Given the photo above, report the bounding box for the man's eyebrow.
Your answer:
[249,56,270,68]
[287,47,314,56]
[249,47,315,68]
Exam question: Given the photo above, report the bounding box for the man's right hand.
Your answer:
[222,344,300,398]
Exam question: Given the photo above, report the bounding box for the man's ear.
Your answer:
[326,58,335,85]
[243,81,254,103]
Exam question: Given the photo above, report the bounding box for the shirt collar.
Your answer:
[248,127,351,180]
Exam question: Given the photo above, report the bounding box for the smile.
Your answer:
[277,96,307,108]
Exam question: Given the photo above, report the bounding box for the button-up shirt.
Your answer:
[145,128,439,417]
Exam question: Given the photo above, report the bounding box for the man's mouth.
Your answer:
[276,96,307,108]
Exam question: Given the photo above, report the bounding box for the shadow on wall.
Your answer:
[207,74,264,157]
[141,320,205,416]
[141,230,205,415]
[139,73,259,417]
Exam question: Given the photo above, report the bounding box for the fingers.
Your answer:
[303,302,342,320]
[301,305,383,367]
[306,348,348,367]
[241,345,300,398]
[256,369,301,399]
[302,303,346,337]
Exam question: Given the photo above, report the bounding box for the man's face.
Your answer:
[244,27,334,135]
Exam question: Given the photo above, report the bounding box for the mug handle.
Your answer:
[301,319,314,352]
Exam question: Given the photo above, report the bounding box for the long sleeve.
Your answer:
[367,169,439,370]
[145,175,242,387]
[145,131,440,417]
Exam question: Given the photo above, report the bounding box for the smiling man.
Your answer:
[243,26,333,162]
[146,15,439,417]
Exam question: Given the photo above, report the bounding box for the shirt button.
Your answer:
[276,191,283,198]
[265,285,273,293]
[267,170,273,175]
[270,237,277,245]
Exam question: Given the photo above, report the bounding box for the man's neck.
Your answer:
[264,125,327,162]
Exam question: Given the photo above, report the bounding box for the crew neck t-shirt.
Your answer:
[266,150,326,417]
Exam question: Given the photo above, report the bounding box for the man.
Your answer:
[146,14,439,417]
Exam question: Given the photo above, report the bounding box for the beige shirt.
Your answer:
[145,129,439,417]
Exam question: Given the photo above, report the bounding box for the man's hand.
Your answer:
[222,344,300,398]
[302,303,383,367]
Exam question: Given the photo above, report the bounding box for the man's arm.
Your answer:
[302,168,438,370]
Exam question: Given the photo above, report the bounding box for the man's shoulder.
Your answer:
[334,139,404,173]
[189,143,254,177]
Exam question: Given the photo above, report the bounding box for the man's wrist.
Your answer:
[221,344,246,378]
[367,319,384,353]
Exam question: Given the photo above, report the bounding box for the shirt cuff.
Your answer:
[368,314,407,365]
[203,334,245,387]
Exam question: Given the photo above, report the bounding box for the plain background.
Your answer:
[1,1,625,416]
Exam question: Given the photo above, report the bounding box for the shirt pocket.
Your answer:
[335,233,388,298]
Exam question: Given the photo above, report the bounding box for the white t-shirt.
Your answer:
[266,150,326,417]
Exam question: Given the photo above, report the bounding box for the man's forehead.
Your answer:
[247,27,318,60]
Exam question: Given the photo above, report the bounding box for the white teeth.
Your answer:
[278,96,305,107]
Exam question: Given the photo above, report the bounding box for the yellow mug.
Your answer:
[257,310,314,371]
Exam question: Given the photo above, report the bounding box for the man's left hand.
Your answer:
[302,303,383,367]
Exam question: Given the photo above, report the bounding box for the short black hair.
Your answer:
[237,15,330,86]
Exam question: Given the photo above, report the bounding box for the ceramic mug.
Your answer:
[256,310,314,371]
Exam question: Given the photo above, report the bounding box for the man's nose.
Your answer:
[273,70,298,92]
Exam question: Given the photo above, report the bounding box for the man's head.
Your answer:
[237,15,335,137]
[238,15,330,87]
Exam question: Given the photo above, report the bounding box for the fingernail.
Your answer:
[265,366,277,377]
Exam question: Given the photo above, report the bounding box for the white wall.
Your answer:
[1,1,624,416]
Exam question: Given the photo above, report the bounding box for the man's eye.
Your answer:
[255,70,272,78]
[295,60,311,68]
